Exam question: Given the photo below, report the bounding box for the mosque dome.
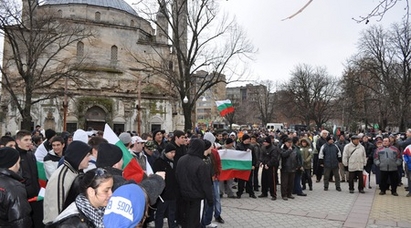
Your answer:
[42,0,138,16]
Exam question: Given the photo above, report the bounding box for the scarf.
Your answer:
[75,194,105,228]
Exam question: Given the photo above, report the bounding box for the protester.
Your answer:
[0,147,32,227]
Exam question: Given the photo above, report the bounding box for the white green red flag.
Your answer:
[218,149,252,181]
[215,100,234,116]
[103,124,144,183]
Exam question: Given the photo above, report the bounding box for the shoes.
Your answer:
[271,196,277,200]
[302,186,306,190]
[379,192,386,195]
[405,187,409,191]
[227,195,236,199]
[309,187,313,191]
[341,180,345,182]
[368,186,372,189]
[349,190,354,194]
[392,192,399,196]
[220,194,223,198]
[236,194,241,199]
[215,216,224,224]
[232,186,237,189]
[359,190,365,194]
[336,187,341,192]
[282,197,288,201]
[406,193,411,197]
[297,193,307,196]
[254,188,259,192]
[258,194,268,198]
[316,180,320,183]
[205,223,218,228]
[287,195,295,199]
[147,221,155,227]
[249,195,257,199]
[324,187,328,191]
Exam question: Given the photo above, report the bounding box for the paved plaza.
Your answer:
[216,174,411,228]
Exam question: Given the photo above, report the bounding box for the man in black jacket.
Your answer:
[16,130,44,228]
[0,147,32,227]
[258,136,280,200]
[236,134,257,199]
[176,139,213,228]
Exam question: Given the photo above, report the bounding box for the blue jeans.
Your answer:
[293,171,303,194]
[201,180,221,226]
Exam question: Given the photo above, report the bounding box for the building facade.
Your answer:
[1,0,186,134]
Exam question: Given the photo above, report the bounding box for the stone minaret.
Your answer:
[156,0,169,44]
[172,0,187,58]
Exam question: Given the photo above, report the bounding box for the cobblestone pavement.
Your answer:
[214,174,411,228]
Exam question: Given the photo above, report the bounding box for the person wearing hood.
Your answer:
[43,141,92,224]
[0,147,32,227]
[153,142,178,228]
[176,139,213,228]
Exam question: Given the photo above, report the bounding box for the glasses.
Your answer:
[88,168,108,188]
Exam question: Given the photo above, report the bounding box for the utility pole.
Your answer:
[63,75,68,131]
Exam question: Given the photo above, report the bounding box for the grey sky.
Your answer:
[218,0,406,84]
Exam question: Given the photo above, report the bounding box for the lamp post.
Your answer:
[63,75,68,131]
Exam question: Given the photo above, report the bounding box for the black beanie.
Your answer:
[164,143,177,153]
[45,129,57,141]
[0,147,20,168]
[264,136,272,144]
[96,143,123,168]
[242,134,250,141]
[204,140,212,150]
[64,141,92,170]
[225,138,234,145]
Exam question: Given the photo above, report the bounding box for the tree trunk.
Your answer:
[183,103,192,132]
[21,106,33,131]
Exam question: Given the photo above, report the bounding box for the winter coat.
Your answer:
[280,144,299,173]
[43,161,80,224]
[175,139,213,203]
[45,202,94,228]
[260,144,280,168]
[319,143,342,169]
[342,142,367,172]
[153,152,178,200]
[403,145,411,171]
[44,150,62,180]
[374,146,402,171]
[0,168,32,228]
[300,146,312,170]
[16,146,40,199]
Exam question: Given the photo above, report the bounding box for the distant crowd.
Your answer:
[0,125,410,228]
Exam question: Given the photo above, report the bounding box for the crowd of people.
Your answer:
[1,125,411,228]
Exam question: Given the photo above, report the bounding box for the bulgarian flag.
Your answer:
[218,149,252,181]
[216,100,234,116]
[28,161,47,202]
[103,124,144,183]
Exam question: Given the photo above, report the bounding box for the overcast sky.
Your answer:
[216,0,406,85]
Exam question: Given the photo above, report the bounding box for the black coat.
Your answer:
[260,144,280,168]
[175,139,213,203]
[153,153,178,200]
[0,168,32,228]
[16,146,40,199]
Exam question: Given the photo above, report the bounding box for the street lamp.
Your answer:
[201,96,207,102]
[183,96,188,103]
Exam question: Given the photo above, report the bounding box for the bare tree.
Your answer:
[283,64,339,129]
[342,20,411,131]
[133,0,256,131]
[251,80,277,127]
[0,0,93,130]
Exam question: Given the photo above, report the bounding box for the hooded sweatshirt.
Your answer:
[175,139,213,203]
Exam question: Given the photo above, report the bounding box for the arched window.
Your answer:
[57,9,62,18]
[130,20,135,27]
[111,45,118,65]
[77,41,84,58]
[95,12,101,21]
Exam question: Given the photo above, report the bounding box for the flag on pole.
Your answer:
[218,149,252,181]
[103,124,144,183]
[215,100,234,116]
[28,161,47,202]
